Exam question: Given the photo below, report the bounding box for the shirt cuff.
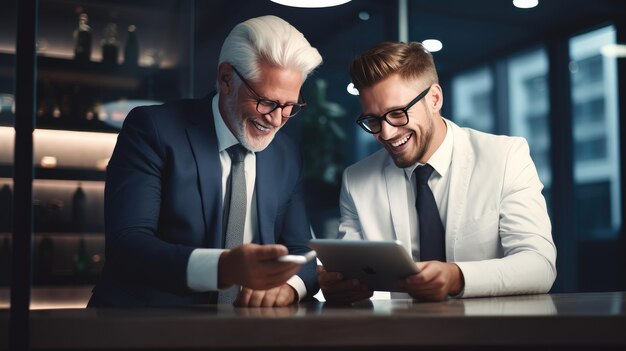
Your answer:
[287,275,307,302]
[187,248,226,292]
[188,248,308,300]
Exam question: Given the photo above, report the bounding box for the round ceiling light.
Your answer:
[601,44,626,58]
[347,82,359,96]
[422,39,443,53]
[513,0,539,9]
[271,0,351,8]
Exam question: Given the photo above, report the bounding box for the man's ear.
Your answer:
[429,83,444,114]
[218,63,234,95]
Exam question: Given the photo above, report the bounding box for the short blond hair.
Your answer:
[349,41,438,90]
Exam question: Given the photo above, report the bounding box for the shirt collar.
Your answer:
[212,93,239,153]
[403,118,454,179]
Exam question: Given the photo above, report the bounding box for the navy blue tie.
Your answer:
[415,164,446,261]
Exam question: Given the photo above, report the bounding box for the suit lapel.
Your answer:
[185,97,224,248]
[255,148,278,245]
[444,121,474,260]
[384,158,413,254]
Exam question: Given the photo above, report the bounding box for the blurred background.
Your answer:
[0,0,625,308]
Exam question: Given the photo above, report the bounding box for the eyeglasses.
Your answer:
[231,66,307,118]
[356,86,431,134]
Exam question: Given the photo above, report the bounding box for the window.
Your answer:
[507,48,551,192]
[451,67,495,133]
[570,26,621,241]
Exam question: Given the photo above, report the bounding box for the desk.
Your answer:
[1,292,625,350]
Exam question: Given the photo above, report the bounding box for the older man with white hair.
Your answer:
[89,16,323,308]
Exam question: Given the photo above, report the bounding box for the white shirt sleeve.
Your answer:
[287,275,307,302]
[188,248,309,301]
[187,248,225,291]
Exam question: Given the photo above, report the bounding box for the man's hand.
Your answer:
[317,265,373,304]
[218,244,301,291]
[397,261,464,301]
[234,284,296,307]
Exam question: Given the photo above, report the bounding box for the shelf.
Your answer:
[0,285,94,309]
[0,52,178,88]
[0,52,178,132]
[0,166,105,182]
[0,232,104,286]
[0,127,117,178]
[0,116,120,134]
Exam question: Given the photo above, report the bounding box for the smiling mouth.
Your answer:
[389,133,412,148]
[251,120,271,132]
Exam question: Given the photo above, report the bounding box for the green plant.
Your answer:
[300,78,346,186]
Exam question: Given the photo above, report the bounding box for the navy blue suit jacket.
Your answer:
[91,96,318,307]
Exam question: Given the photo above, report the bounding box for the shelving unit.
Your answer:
[0,127,116,285]
[0,0,193,291]
[0,52,179,133]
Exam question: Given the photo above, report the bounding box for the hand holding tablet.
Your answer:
[309,239,419,292]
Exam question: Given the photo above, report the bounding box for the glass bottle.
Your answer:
[74,235,88,281]
[124,25,139,67]
[72,183,86,233]
[101,23,120,66]
[73,13,92,62]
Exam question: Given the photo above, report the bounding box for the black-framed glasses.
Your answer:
[231,66,307,118]
[356,86,431,134]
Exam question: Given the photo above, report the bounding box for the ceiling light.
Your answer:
[347,83,359,96]
[271,0,351,8]
[600,43,626,58]
[422,39,443,53]
[513,0,539,9]
[358,11,370,21]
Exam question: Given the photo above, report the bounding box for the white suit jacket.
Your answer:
[338,119,557,297]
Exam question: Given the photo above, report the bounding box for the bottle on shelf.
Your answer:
[74,235,88,281]
[101,23,120,66]
[73,13,92,62]
[72,183,86,233]
[124,25,139,67]
[72,182,88,281]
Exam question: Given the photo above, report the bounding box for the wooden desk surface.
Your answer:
[2,292,625,350]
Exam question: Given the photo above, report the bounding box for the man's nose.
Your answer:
[263,108,284,128]
[379,120,397,140]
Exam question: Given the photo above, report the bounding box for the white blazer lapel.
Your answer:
[384,158,413,254]
[445,121,474,261]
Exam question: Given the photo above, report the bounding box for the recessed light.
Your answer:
[358,11,370,21]
[513,0,539,9]
[600,44,626,58]
[347,83,359,96]
[40,156,57,168]
[271,0,351,8]
[422,39,443,53]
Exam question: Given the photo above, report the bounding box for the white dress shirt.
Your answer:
[186,94,307,300]
[403,119,453,261]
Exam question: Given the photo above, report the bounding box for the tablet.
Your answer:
[308,239,419,292]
